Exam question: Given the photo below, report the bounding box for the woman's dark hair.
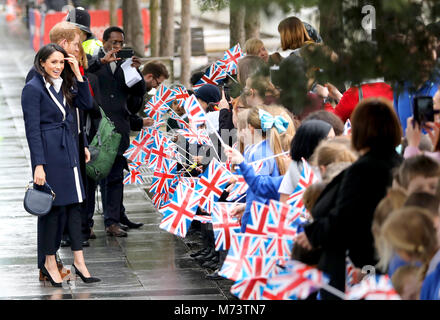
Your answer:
[303,110,344,136]
[290,119,332,161]
[351,97,402,151]
[103,26,125,42]
[34,43,75,107]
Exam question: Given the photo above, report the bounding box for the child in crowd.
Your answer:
[371,188,408,272]
[392,265,423,300]
[226,105,294,231]
[398,155,440,195]
[380,207,440,299]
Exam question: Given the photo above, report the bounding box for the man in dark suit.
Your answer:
[89,26,150,237]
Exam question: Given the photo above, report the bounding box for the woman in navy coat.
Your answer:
[21,43,100,286]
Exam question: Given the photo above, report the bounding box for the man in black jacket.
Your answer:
[90,26,150,237]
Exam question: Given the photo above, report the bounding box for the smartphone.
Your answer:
[413,96,434,125]
[116,48,134,59]
[222,85,231,101]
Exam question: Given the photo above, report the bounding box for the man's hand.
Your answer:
[143,117,154,127]
[100,48,121,64]
[131,56,142,69]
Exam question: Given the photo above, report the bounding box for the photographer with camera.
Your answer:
[89,26,149,237]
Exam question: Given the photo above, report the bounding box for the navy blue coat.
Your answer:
[21,72,93,206]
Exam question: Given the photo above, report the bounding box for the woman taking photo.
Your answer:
[21,43,100,287]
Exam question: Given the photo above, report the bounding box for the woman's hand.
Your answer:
[65,54,83,82]
[295,232,313,250]
[34,165,46,186]
[230,203,245,220]
[224,145,245,165]
[425,121,440,149]
[85,147,91,163]
[406,117,422,148]
[219,88,230,110]
[325,83,343,101]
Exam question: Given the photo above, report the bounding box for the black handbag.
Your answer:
[23,181,56,216]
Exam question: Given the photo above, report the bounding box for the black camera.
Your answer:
[116,48,134,59]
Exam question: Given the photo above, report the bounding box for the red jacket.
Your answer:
[326,82,393,122]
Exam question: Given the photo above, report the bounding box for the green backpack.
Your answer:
[86,107,121,181]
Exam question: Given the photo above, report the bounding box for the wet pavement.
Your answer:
[0,15,233,300]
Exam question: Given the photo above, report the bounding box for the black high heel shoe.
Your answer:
[41,265,62,287]
[72,264,101,283]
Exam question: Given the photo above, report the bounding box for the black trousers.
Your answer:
[101,155,129,227]
[37,203,82,266]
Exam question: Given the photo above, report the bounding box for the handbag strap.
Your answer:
[27,181,56,199]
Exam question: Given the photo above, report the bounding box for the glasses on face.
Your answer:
[153,77,163,87]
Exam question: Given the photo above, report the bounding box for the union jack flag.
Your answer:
[193,64,227,90]
[123,128,154,163]
[226,175,248,202]
[170,113,190,130]
[172,86,190,108]
[159,183,202,238]
[147,133,175,171]
[180,177,199,189]
[263,260,329,300]
[263,236,294,258]
[219,234,265,282]
[193,215,212,224]
[245,201,270,235]
[343,119,352,136]
[183,95,207,126]
[345,256,361,290]
[286,158,319,212]
[144,84,176,120]
[345,274,400,300]
[196,158,232,212]
[231,278,268,300]
[212,202,241,251]
[266,200,303,240]
[152,192,170,210]
[176,127,213,146]
[123,169,144,185]
[217,44,245,75]
[127,162,142,171]
[148,158,178,194]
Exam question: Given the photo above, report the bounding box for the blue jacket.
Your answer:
[240,140,281,232]
[421,263,440,300]
[21,72,93,205]
[393,79,439,133]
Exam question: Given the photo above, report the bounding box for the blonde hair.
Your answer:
[391,265,422,299]
[78,41,88,69]
[372,188,408,265]
[312,140,358,168]
[278,16,314,51]
[379,206,438,279]
[49,21,82,44]
[245,38,264,56]
[303,182,327,214]
[247,105,295,175]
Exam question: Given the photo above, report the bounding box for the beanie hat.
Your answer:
[195,84,221,104]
